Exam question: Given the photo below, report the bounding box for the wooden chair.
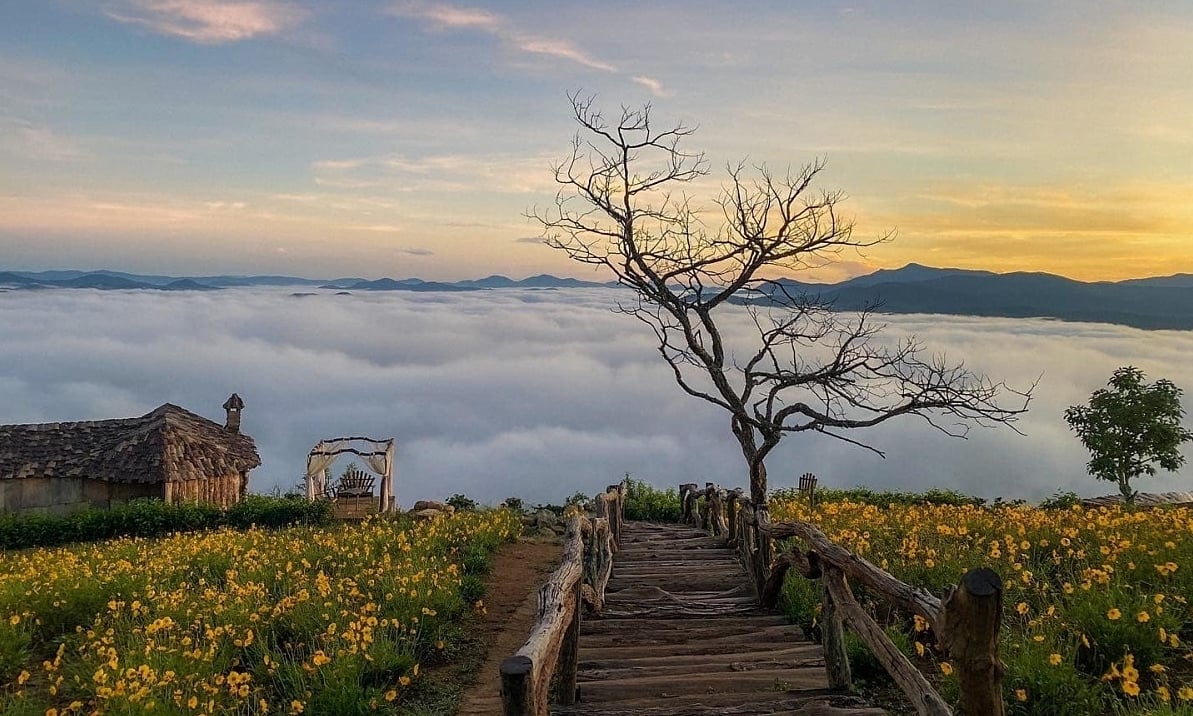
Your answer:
[336,468,376,498]
[798,472,818,510]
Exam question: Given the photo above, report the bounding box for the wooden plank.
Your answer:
[558,519,879,715]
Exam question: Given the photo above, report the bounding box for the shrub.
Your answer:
[1039,490,1082,510]
[622,475,682,522]
[446,493,478,512]
[770,485,987,508]
[0,495,332,550]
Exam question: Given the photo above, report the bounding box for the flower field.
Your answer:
[0,510,520,715]
[771,497,1193,714]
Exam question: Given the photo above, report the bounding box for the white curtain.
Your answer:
[361,441,394,511]
[306,440,347,499]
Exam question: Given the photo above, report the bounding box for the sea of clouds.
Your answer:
[2,287,1191,505]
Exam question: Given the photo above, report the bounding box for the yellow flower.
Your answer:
[384,690,397,702]
[1016,689,1027,702]
[1122,680,1140,697]
[1106,608,1122,620]
[1049,653,1062,666]
[1016,602,1029,616]
[1178,685,1193,701]
[399,675,412,687]
[290,700,304,714]
[1137,611,1150,623]
[940,662,953,676]
[915,642,925,657]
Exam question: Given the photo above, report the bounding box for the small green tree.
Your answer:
[1064,366,1193,503]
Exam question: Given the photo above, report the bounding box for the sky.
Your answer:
[2,289,1191,505]
[2,1,1193,282]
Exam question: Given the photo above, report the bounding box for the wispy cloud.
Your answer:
[515,37,615,72]
[105,0,305,44]
[410,2,501,30]
[631,75,672,98]
[390,2,619,74]
[340,223,403,233]
[0,120,90,161]
[310,151,559,195]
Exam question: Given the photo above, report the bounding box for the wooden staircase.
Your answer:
[555,521,886,715]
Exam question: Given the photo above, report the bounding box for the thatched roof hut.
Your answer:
[0,396,260,513]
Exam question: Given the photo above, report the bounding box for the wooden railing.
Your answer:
[500,485,624,716]
[680,483,1005,716]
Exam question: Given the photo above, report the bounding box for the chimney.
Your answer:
[223,393,245,433]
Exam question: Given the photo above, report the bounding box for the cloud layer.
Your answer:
[2,289,1191,505]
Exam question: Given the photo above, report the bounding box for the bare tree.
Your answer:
[532,95,1032,504]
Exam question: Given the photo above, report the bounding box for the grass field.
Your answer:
[0,510,519,715]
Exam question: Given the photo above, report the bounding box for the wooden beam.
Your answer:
[821,565,951,716]
[503,516,585,715]
[764,519,943,623]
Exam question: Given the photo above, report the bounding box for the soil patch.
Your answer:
[452,538,562,715]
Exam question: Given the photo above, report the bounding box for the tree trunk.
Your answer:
[1119,474,1134,504]
[749,458,768,507]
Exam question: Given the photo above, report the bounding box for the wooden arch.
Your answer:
[305,436,396,512]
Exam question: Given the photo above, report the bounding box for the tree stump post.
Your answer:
[821,579,853,690]
[679,483,697,523]
[500,655,533,715]
[940,567,1005,716]
[556,578,582,705]
[726,496,738,545]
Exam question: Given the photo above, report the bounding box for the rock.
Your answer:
[412,500,455,513]
[534,509,561,528]
[411,508,447,520]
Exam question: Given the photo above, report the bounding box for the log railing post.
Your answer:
[821,579,852,690]
[605,485,623,549]
[726,495,737,545]
[556,578,582,705]
[940,568,1005,716]
[500,655,533,715]
[679,483,697,524]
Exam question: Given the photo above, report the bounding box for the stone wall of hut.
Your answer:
[0,477,161,516]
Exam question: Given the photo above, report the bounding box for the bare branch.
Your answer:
[534,95,1033,502]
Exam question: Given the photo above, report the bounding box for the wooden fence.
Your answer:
[680,482,1005,716]
[500,485,624,716]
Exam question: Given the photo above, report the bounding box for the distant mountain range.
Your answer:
[3,264,1192,330]
[752,263,1193,330]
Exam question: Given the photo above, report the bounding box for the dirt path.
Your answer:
[454,538,562,715]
